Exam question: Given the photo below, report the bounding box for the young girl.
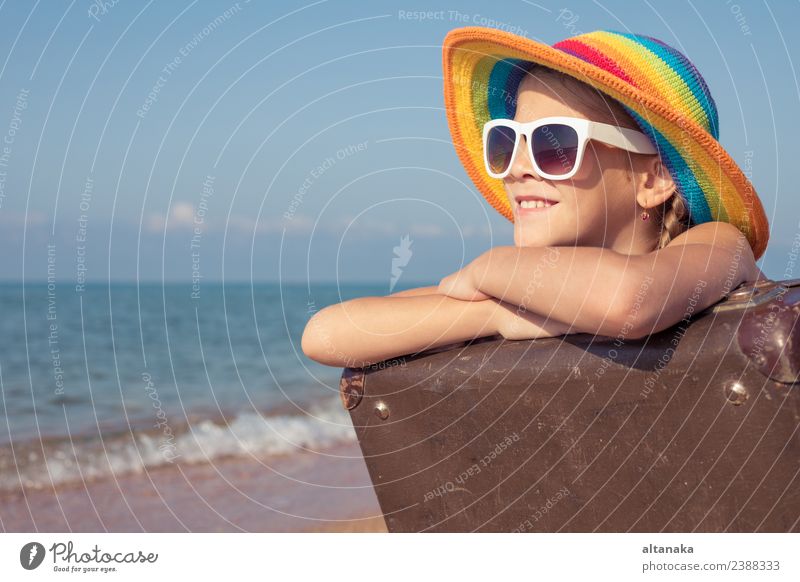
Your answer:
[302,27,770,368]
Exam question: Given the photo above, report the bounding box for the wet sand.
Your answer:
[0,441,387,533]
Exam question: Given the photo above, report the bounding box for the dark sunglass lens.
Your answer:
[532,124,579,176]
[485,125,517,174]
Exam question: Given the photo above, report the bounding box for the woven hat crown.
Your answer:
[558,31,719,139]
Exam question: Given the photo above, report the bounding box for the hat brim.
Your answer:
[443,26,769,260]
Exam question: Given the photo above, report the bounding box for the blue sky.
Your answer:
[0,0,797,284]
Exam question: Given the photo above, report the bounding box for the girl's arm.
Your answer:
[301,294,571,367]
[440,221,759,340]
[386,285,440,297]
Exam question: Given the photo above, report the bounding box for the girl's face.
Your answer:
[503,74,658,251]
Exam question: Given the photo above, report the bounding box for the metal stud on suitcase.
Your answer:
[339,278,800,532]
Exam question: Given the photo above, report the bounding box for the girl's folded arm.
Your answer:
[386,285,441,297]
[466,245,645,338]
[301,294,569,368]
[468,222,758,339]
[621,222,760,338]
[302,294,497,367]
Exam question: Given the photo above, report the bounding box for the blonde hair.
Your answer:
[657,193,690,249]
[519,65,691,250]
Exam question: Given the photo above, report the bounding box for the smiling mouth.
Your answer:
[514,195,559,213]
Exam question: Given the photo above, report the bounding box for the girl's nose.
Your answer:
[507,135,543,181]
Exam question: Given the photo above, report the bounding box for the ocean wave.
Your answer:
[0,396,356,493]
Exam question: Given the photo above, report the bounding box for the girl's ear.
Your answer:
[638,157,675,208]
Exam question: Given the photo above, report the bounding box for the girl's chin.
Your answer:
[513,205,564,245]
[514,231,550,247]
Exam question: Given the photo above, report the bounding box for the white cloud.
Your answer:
[144,202,198,233]
[409,223,444,237]
[462,224,493,238]
[171,202,194,225]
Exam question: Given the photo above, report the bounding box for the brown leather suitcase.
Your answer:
[339,278,800,532]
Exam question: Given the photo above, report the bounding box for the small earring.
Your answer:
[640,209,650,221]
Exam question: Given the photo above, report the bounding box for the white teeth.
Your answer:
[520,199,555,209]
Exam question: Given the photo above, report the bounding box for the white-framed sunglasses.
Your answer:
[482,116,657,180]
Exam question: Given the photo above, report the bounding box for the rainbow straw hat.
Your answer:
[442,27,769,260]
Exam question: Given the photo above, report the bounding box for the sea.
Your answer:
[0,281,397,494]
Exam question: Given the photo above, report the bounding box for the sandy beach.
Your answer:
[0,441,387,533]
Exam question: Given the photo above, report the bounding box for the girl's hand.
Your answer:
[437,264,492,301]
[492,299,573,341]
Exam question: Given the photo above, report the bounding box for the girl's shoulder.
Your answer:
[666,221,768,282]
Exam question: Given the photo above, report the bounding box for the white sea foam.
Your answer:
[0,396,356,492]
